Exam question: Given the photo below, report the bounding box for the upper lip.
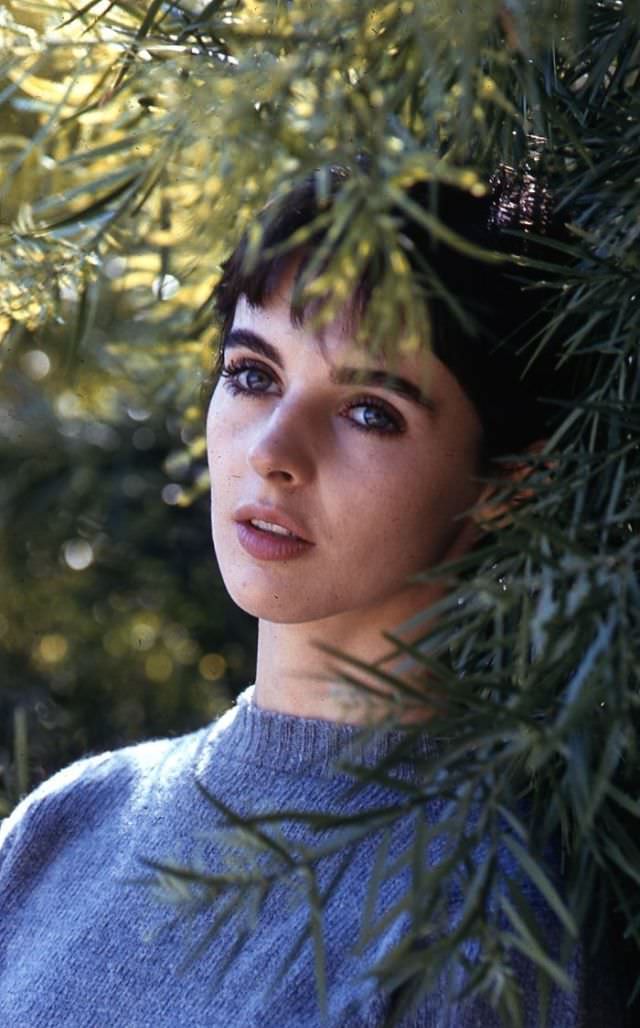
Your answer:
[233,503,314,544]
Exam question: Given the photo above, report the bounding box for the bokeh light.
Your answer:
[62,540,94,571]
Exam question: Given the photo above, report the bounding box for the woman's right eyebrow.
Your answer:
[223,328,436,411]
[224,329,283,367]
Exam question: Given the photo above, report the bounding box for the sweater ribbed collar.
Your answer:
[195,685,442,782]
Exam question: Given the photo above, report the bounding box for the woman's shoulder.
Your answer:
[0,723,210,868]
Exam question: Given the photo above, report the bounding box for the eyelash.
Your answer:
[219,357,405,436]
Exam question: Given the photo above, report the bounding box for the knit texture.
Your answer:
[0,687,621,1027]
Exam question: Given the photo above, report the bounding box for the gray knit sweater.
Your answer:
[0,687,620,1027]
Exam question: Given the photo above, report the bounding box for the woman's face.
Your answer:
[206,269,486,626]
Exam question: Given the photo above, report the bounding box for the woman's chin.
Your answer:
[224,581,341,625]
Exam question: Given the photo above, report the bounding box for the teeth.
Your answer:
[250,518,296,537]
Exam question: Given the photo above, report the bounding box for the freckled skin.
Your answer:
[206,270,491,722]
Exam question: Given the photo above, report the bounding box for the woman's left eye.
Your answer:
[220,358,404,436]
[345,398,403,435]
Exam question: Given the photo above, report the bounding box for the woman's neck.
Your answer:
[253,601,437,725]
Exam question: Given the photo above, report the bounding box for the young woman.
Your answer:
[0,167,623,1026]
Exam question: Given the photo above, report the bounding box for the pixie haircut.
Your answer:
[212,164,579,460]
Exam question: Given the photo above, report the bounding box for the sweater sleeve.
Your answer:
[0,752,117,909]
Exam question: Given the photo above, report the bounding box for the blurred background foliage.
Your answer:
[0,0,639,1018]
[0,337,257,810]
[0,277,258,813]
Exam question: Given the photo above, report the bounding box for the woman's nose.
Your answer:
[247,396,317,485]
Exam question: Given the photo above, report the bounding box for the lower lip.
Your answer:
[235,522,315,561]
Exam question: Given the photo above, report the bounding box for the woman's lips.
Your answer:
[235,521,315,561]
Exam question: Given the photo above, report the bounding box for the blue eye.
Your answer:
[220,360,273,394]
[220,358,404,437]
[345,398,403,435]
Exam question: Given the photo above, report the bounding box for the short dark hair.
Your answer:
[211,164,582,460]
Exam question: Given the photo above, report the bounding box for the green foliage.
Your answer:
[1,0,639,1024]
[0,333,257,806]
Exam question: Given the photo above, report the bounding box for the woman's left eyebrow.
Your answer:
[224,328,436,412]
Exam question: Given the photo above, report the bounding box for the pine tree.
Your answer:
[1,1,639,1024]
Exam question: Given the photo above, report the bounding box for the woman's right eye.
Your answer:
[220,358,275,396]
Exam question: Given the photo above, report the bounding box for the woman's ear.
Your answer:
[472,440,549,530]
